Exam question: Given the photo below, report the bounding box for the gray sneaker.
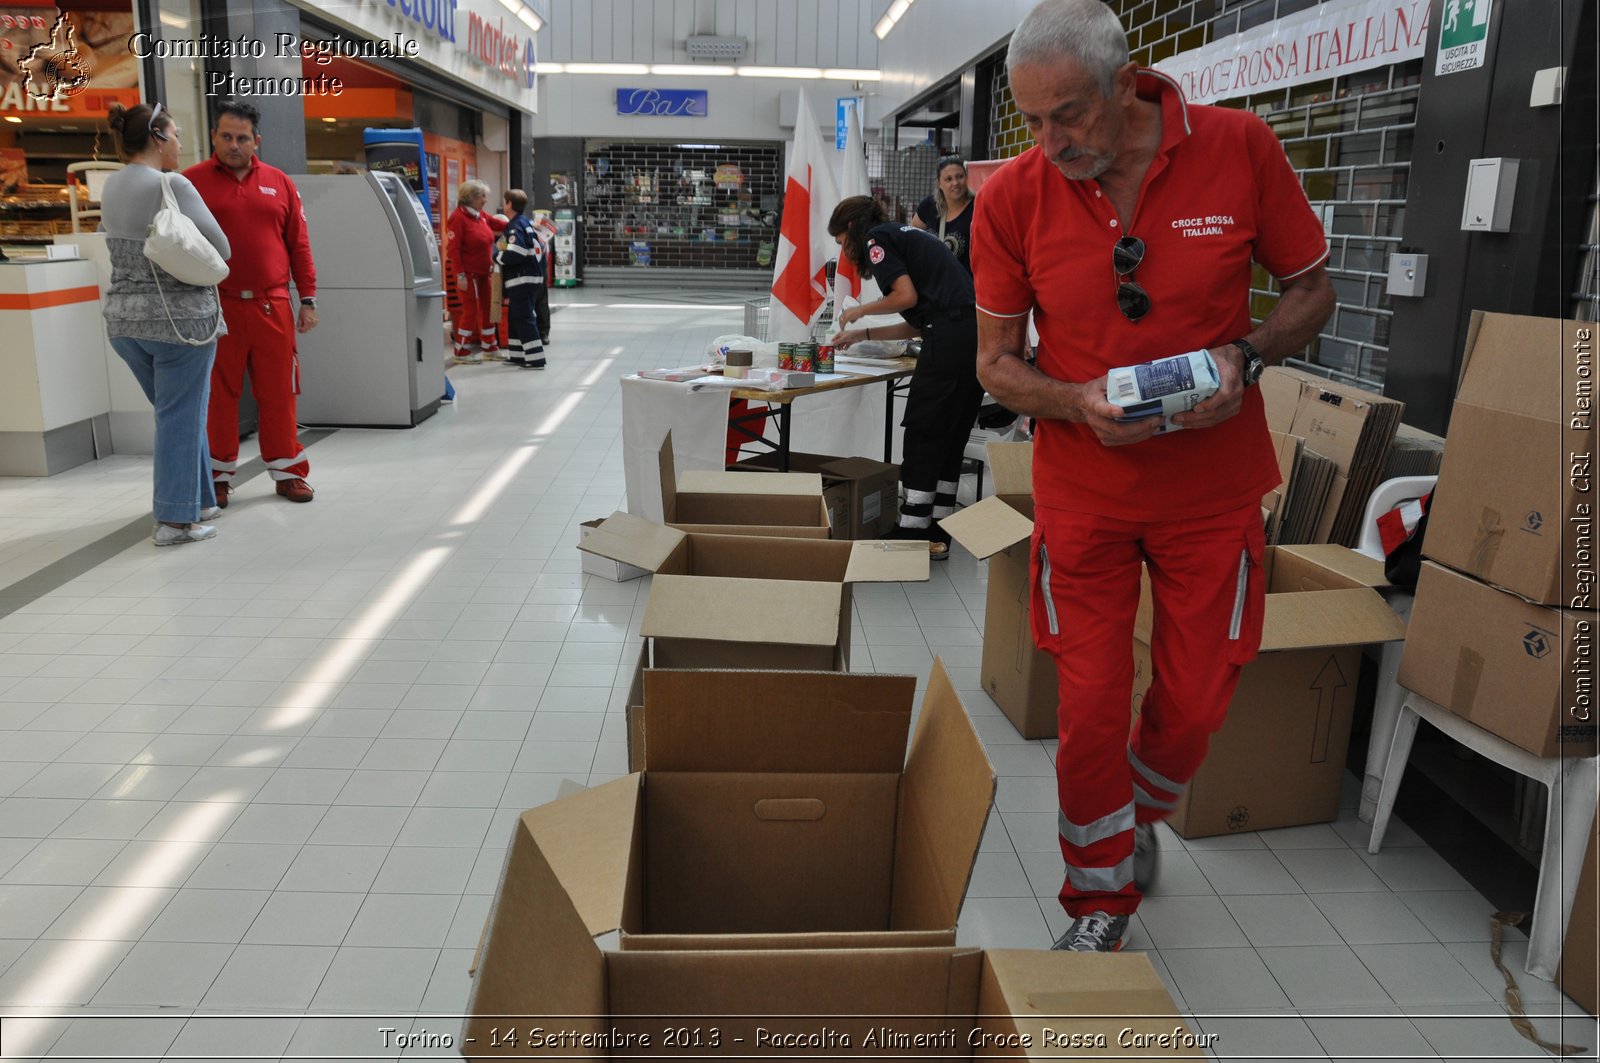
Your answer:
[1052,910,1130,952]
[153,523,216,547]
[1134,822,1160,892]
[200,506,223,521]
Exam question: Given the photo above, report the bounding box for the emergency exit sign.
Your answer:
[1435,0,1492,76]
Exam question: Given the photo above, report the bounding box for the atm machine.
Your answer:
[292,170,448,427]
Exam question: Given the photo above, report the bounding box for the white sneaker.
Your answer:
[200,506,223,521]
[153,523,216,546]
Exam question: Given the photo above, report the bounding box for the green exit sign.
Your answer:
[1436,0,1493,75]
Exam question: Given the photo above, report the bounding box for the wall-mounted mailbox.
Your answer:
[1461,158,1519,232]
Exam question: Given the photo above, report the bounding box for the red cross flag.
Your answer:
[769,91,840,344]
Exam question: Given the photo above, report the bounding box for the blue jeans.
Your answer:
[110,335,218,524]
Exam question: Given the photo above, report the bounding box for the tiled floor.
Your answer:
[0,286,1592,1061]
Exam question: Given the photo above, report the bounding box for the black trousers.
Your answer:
[897,310,983,542]
[533,282,551,342]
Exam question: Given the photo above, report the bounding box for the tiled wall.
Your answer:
[581,141,782,271]
[984,0,1420,391]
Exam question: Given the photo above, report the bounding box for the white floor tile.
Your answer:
[244,890,364,946]
[90,939,234,1006]
[1137,895,1250,948]
[1257,943,1395,1007]
[1158,946,1292,1011]
[141,888,270,943]
[202,943,337,1010]
[1354,942,1496,1005]
[1311,889,1436,944]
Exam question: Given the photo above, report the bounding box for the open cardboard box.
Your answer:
[1133,544,1405,837]
[657,432,833,538]
[940,443,1058,739]
[461,663,1197,1058]
[580,511,927,674]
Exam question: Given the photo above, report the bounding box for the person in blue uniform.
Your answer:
[495,188,547,369]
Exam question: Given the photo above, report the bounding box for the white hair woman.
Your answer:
[446,178,507,362]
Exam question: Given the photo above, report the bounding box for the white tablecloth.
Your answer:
[620,367,908,521]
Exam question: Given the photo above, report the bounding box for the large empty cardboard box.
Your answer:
[465,665,1203,1058]
[1134,545,1405,837]
[656,432,832,537]
[941,443,1059,739]
[580,511,928,671]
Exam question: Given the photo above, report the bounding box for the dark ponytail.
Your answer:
[107,102,169,160]
[826,194,887,273]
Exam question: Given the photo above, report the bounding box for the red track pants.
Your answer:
[209,295,308,484]
[1031,501,1266,916]
[452,273,497,356]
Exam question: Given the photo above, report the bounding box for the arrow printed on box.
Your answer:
[1309,657,1347,764]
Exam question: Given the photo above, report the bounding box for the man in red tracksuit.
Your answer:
[185,100,319,506]
[973,0,1334,953]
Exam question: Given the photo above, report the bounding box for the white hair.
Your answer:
[457,178,491,206]
[1006,0,1131,96]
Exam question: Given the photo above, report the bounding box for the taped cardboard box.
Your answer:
[1397,561,1597,758]
[657,432,833,538]
[736,451,901,540]
[1423,312,1594,606]
[579,512,928,677]
[1133,545,1404,837]
[940,442,1057,739]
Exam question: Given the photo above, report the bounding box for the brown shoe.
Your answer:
[275,478,314,503]
[213,482,230,509]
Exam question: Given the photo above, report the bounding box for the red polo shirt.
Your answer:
[972,69,1327,521]
[183,155,316,301]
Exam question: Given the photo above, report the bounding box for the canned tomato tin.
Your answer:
[794,342,817,373]
[778,343,795,370]
[816,345,835,374]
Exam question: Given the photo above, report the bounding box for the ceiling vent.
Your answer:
[685,35,747,60]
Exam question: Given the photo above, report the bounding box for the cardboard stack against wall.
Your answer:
[1382,423,1446,479]
[1260,367,1405,547]
[1397,312,1599,757]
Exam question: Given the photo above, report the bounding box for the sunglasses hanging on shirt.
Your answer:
[1113,235,1150,322]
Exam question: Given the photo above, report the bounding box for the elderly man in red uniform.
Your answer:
[972,0,1334,952]
[185,100,319,505]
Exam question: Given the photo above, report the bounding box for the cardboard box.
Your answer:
[579,512,928,673]
[578,519,650,583]
[1559,813,1599,1016]
[1133,545,1405,837]
[465,947,1201,1059]
[1260,366,1404,547]
[736,451,901,540]
[940,443,1058,739]
[464,664,1204,1058]
[1424,312,1594,606]
[658,432,833,538]
[1397,561,1598,758]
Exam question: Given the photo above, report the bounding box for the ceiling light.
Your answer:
[737,66,823,78]
[563,63,648,74]
[538,62,565,73]
[514,7,541,31]
[823,68,883,81]
[651,64,735,76]
[874,0,915,39]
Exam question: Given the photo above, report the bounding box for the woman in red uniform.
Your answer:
[446,179,506,363]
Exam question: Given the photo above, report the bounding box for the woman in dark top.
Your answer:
[829,195,984,559]
[909,155,974,273]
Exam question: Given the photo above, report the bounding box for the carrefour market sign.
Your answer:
[1155,0,1429,105]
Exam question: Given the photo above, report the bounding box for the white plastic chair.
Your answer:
[1369,691,1599,981]
[1354,475,1437,824]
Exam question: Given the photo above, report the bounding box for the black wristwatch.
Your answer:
[300,297,317,308]
[1232,337,1265,386]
